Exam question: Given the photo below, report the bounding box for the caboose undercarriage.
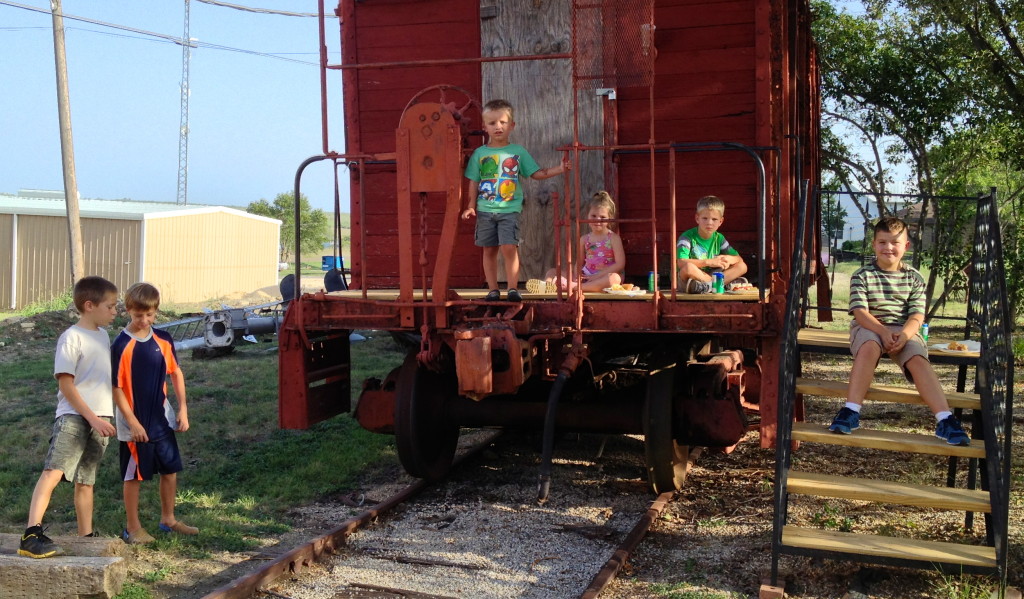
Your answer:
[279,287,777,497]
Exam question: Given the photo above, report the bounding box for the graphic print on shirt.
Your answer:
[476,153,521,205]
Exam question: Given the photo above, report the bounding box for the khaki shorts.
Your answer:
[850,323,928,381]
[43,414,111,485]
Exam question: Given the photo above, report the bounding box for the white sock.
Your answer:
[844,402,862,413]
[935,410,952,423]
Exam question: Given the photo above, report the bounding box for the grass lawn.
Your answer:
[0,320,405,564]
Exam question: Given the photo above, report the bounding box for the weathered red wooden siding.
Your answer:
[341,0,815,290]
[342,0,483,288]
[614,0,765,281]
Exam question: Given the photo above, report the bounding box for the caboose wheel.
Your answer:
[643,366,689,494]
[394,352,459,481]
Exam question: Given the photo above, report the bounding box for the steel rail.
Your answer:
[580,447,703,598]
[199,430,501,599]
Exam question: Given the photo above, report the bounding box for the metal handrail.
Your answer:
[769,178,811,586]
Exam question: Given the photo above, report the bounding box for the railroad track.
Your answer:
[199,430,701,599]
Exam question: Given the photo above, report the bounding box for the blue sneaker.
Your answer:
[936,415,970,446]
[828,407,860,434]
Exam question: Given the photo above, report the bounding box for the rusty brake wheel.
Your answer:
[643,365,688,494]
[394,352,459,481]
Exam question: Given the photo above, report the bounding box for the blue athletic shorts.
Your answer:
[120,432,183,481]
[474,211,520,247]
[43,414,111,485]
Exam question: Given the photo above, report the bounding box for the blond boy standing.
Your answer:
[461,99,570,301]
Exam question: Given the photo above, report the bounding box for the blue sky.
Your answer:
[1,1,347,212]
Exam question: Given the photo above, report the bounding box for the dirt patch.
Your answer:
[0,310,78,363]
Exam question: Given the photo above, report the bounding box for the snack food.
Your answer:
[621,283,634,291]
[947,341,968,351]
[610,284,624,291]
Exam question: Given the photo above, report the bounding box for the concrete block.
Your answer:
[991,588,1022,599]
[0,555,126,599]
[0,533,127,598]
[760,583,785,599]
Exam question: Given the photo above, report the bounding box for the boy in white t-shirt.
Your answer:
[19,276,119,559]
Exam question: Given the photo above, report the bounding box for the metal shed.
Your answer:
[0,192,281,308]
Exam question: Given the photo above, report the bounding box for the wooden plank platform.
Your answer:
[325,288,763,301]
[791,422,985,458]
[786,471,991,512]
[781,525,997,568]
[797,327,980,364]
[795,377,981,410]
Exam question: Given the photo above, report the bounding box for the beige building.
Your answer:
[1,192,281,309]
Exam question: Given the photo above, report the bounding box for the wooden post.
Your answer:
[51,0,85,284]
[481,0,603,281]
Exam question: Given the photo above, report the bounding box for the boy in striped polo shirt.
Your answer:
[828,216,969,445]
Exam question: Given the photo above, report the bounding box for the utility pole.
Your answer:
[51,0,85,283]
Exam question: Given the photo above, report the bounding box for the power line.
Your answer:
[0,0,319,64]
[195,0,336,18]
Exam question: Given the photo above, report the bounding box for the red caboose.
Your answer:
[279,0,822,497]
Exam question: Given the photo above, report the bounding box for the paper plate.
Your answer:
[930,340,981,353]
[604,287,646,296]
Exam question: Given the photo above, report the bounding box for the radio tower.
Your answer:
[176,0,192,205]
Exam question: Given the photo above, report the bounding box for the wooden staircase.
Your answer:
[764,187,1013,598]
[774,359,998,573]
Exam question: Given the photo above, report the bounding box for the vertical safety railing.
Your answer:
[968,188,1013,585]
[769,178,811,586]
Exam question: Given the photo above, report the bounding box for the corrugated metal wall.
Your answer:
[142,211,279,303]
[12,215,141,308]
[0,214,12,309]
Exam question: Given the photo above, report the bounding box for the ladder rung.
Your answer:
[795,377,980,410]
[781,525,996,569]
[786,471,990,512]
[791,422,985,458]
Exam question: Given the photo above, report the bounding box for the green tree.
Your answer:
[247,192,329,262]
[828,0,1024,324]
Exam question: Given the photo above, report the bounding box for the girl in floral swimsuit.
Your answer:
[529,191,625,293]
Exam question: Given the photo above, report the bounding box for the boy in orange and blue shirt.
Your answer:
[111,282,198,544]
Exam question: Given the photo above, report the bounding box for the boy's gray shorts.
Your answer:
[43,414,111,485]
[474,211,520,247]
[850,323,928,381]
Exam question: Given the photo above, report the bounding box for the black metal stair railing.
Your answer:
[770,186,1013,587]
[968,188,1014,586]
[769,179,811,586]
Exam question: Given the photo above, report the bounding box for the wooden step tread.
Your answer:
[786,471,991,512]
[781,525,996,568]
[791,422,985,458]
[796,378,980,410]
[796,328,980,361]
